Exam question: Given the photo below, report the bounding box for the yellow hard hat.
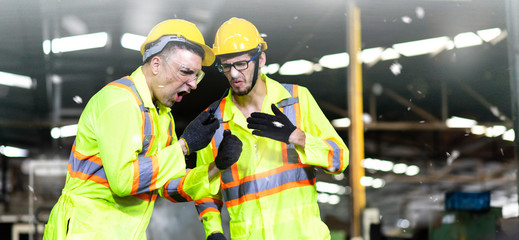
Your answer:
[140,19,215,66]
[213,17,268,56]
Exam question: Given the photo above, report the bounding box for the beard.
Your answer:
[232,84,253,96]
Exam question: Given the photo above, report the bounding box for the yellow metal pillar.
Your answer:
[347,0,366,238]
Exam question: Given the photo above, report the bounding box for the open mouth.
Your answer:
[175,91,189,102]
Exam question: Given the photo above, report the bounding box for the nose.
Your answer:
[187,79,197,90]
[229,65,241,78]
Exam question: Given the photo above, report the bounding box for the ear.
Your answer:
[150,56,162,75]
[258,51,267,68]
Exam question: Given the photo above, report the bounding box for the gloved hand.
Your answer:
[180,111,220,155]
[207,232,226,240]
[215,130,242,170]
[246,104,296,143]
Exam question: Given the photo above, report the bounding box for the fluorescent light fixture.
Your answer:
[503,129,515,142]
[471,125,486,135]
[44,32,109,54]
[381,48,400,61]
[0,145,28,157]
[372,178,386,189]
[453,32,483,48]
[477,28,502,42]
[51,124,78,139]
[0,71,33,89]
[392,36,450,57]
[279,59,314,75]
[316,181,347,195]
[331,117,351,128]
[262,63,280,75]
[446,116,477,128]
[405,165,420,176]
[362,158,394,172]
[327,195,340,205]
[361,47,384,65]
[360,176,374,187]
[121,33,146,51]
[319,52,349,69]
[485,125,507,137]
[393,163,408,174]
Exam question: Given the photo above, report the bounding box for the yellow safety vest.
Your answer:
[195,75,349,240]
[43,67,215,240]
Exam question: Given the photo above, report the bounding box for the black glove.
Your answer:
[180,111,220,155]
[247,104,296,143]
[215,130,242,170]
[207,232,226,240]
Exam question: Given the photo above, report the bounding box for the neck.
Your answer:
[141,64,156,102]
[232,75,266,117]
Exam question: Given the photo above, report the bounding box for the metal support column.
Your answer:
[347,0,366,238]
[505,0,519,211]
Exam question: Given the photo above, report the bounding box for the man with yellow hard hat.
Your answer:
[191,17,349,240]
[43,19,242,239]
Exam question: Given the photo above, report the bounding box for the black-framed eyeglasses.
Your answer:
[218,54,259,73]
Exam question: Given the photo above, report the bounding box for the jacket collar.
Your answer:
[221,73,292,123]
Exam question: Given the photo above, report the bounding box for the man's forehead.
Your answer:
[167,50,203,70]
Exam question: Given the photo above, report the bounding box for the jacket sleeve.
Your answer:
[195,142,225,238]
[294,86,349,174]
[159,163,220,202]
[92,87,187,197]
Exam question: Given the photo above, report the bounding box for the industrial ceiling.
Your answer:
[0,0,516,237]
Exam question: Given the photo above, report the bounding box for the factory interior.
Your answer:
[0,0,518,239]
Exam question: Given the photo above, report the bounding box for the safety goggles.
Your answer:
[164,59,205,84]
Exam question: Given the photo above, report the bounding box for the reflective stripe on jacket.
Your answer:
[44,67,190,240]
[195,74,349,240]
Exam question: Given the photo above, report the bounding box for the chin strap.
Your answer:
[247,47,262,95]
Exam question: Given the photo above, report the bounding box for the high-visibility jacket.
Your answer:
[194,74,349,240]
[43,67,216,240]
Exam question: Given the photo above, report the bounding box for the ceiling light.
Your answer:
[393,36,450,57]
[477,28,502,42]
[453,32,483,48]
[371,178,386,189]
[262,63,280,75]
[51,124,78,139]
[446,116,477,128]
[360,176,374,187]
[121,33,146,51]
[0,145,28,158]
[380,48,400,61]
[405,165,420,176]
[44,32,109,54]
[331,117,351,128]
[316,181,347,195]
[485,125,507,137]
[471,125,486,135]
[361,47,384,66]
[319,52,349,69]
[327,195,341,205]
[0,71,33,89]
[503,129,515,142]
[393,163,407,174]
[279,59,314,75]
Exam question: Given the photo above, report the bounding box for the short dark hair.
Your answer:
[143,41,205,64]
